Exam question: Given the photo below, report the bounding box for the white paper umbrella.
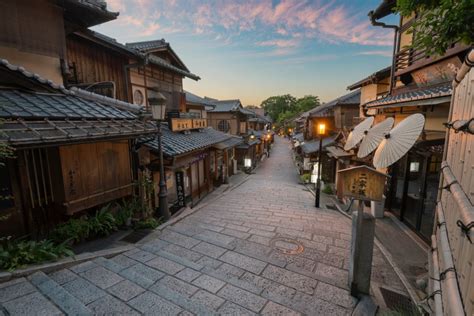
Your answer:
[344,116,374,151]
[357,117,394,158]
[373,114,425,169]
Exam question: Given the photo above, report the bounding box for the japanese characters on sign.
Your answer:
[338,166,388,201]
[175,171,186,207]
[170,118,208,132]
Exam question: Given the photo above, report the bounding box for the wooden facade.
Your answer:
[65,34,131,102]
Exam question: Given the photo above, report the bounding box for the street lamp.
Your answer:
[315,122,326,208]
[149,92,171,220]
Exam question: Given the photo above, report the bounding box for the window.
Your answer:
[218,120,230,133]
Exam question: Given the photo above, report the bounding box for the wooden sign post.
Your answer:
[337,166,389,297]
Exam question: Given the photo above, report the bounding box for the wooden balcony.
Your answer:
[394,43,469,77]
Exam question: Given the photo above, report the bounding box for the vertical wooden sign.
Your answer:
[175,171,186,208]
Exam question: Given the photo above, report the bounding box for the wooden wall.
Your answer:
[129,62,184,110]
[208,113,239,135]
[437,69,474,314]
[59,140,133,214]
[66,35,130,102]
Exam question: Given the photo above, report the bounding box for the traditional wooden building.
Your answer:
[368,1,471,241]
[0,0,159,238]
[296,90,361,185]
[0,59,154,238]
[207,100,265,169]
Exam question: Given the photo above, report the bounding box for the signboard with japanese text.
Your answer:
[337,166,389,201]
[175,171,186,208]
[170,118,208,132]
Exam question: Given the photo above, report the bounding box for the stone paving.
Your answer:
[0,137,406,315]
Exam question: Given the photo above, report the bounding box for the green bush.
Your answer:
[134,217,162,230]
[50,217,90,244]
[115,198,144,226]
[300,173,311,183]
[50,204,118,244]
[322,184,334,195]
[89,206,117,237]
[0,238,73,271]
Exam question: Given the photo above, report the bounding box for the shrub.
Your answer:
[134,217,162,230]
[50,217,90,244]
[322,184,334,195]
[0,238,73,271]
[89,205,117,237]
[50,204,117,244]
[300,173,311,183]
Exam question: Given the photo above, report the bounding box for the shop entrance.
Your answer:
[387,140,443,241]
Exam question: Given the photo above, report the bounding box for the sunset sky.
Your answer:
[94,0,397,106]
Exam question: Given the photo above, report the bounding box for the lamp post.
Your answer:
[150,95,170,220]
[315,123,326,208]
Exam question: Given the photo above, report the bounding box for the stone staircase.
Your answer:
[0,250,220,315]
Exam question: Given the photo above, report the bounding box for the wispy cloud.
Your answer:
[106,0,393,48]
[356,50,393,57]
[257,39,300,48]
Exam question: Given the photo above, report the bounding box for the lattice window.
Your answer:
[23,148,54,208]
[218,120,230,133]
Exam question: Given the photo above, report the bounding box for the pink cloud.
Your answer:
[104,1,393,48]
[257,39,299,48]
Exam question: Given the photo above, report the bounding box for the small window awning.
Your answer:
[301,135,337,155]
[213,136,244,150]
[326,146,353,158]
[365,83,452,109]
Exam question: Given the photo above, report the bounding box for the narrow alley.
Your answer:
[0,137,407,315]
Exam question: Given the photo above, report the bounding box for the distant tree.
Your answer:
[395,0,474,55]
[295,95,320,113]
[260,95,297,122]
[245,105,260,109]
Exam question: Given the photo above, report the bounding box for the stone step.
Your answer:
[28,271,92,315]
[92,257,154,289]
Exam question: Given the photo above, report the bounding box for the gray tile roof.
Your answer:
[209,100,242,112]
[126,40,168,51]
[185,91,216,108]
[145,124,233,157]
[365,82,452,108]
[292,133,304,142]
[1,119,154,147]
[301,135,338,154]
[1,59,69,93]
[347,66,391,90]
[147,55,200,81]
[213,136,244,150]
[309,90,360,117]
[0,89,135,120]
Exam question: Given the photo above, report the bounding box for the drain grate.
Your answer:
[379,287,418,314]
[120,229,152,244]
[270,236,304,255]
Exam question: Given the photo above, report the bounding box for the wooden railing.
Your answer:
[394,43,468,76]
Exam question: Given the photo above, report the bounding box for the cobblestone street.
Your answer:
[0,137,406,315]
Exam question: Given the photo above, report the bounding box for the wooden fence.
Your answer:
[431,51,474,315]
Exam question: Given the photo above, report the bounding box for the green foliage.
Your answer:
[300,173,311,183]
[395,0,474,55]
[50,205,118,244]
[50,217,90,244]
[89,206,117,237]
[260,95,297,122]
[322,184,334,195]
[261,94,321,124]
[115,199,136,227]
[134,217,162,230]
[0,238,73,271]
